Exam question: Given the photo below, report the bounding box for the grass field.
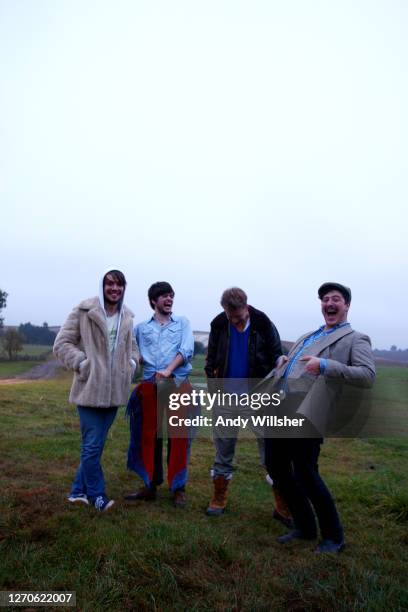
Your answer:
[0,367,408,610]
[0,344,53,379]
[0,361,41,379]
[362,366,408,436]
[20,344,53,357]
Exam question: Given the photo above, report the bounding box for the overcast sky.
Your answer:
[1,0,407,349]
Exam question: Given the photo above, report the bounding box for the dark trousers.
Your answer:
[265,437,343,542]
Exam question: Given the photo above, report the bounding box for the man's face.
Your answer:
[225,306,249,332]
[153,292,174,315]
[321,290,349,329]
[103,273,124,306]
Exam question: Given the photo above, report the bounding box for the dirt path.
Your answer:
[0,359,61,385]
[0,379,32,385]
[15,359,60,380]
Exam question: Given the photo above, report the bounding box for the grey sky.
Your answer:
[1,0,407,349]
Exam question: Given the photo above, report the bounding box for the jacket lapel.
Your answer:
[272,325,353,380]
[305,325,354,356]
[87,306,108,339]
[288,331,314,356]
[117,309,129,344]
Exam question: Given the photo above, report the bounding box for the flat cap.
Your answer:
[318,282,351,303]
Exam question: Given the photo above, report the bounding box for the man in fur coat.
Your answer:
[54,269,139,512]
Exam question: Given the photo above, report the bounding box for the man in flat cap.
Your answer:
[263,282,375,553]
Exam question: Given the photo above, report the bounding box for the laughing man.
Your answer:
[124,282,194,507]
[264,282,376,553]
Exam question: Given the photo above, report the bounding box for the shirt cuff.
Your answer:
[319,358,327,374]
[177,349,191,364]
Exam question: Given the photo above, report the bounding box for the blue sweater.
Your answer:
[225,324,250,378]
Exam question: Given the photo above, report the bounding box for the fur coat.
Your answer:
[54,297,139,407]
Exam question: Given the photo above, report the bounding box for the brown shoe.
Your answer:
[123,485,156,501]
[272,487,293,526]
[206,475,229,516]
[173,489,187,508]
[273,509,295,529]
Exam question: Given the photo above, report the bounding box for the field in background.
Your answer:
[0,344,53,379]
[19,344,53,357]
[0,361,41,378]
[366,366,408,435]
[189,353,206,381]
[0,368,408,610]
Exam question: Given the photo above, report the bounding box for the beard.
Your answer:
[156,305,172,316]
[104,294,123,307]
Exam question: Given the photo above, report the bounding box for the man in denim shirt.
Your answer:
[124,282,194,507]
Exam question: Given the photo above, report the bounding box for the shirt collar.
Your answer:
[316,321,350,335]
[149,314,176,324]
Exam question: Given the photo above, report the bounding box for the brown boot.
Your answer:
[123,485,157,501]
[173,489,187,508]
[206,475,229,516]
[272,487,294,529]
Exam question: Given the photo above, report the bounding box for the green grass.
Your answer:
[0,361,41,379]
[1,369,408,610]
[0,344,52,379]
[20,344,53,357]
[190,353,206,381]
[362,366,408,437]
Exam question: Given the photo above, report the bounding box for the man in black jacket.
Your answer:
[205,287,290,521]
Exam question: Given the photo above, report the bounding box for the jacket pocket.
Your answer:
[77,358,91,382]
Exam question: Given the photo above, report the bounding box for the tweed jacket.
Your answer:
[54,297,139,408]
[266,325,376,435]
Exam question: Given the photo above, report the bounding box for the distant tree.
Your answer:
[18,322,56,345]
[0,289,7,332]
[373,347,408,363]
[2,328,24,360]
[194,340,206,355]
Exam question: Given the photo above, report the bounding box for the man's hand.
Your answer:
[156,368,172,380]
[300,355,321,375]
[276,355,289,368]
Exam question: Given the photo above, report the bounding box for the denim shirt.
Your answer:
[282,322,350,390]
[135,315,194,381]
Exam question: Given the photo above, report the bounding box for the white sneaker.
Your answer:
[93,495,115,512]
[67,493,89,505]
[265,474,274,487]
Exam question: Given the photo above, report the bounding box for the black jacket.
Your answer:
[205,305,282,379]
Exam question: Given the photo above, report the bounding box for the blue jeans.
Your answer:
[70,406,118,500]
